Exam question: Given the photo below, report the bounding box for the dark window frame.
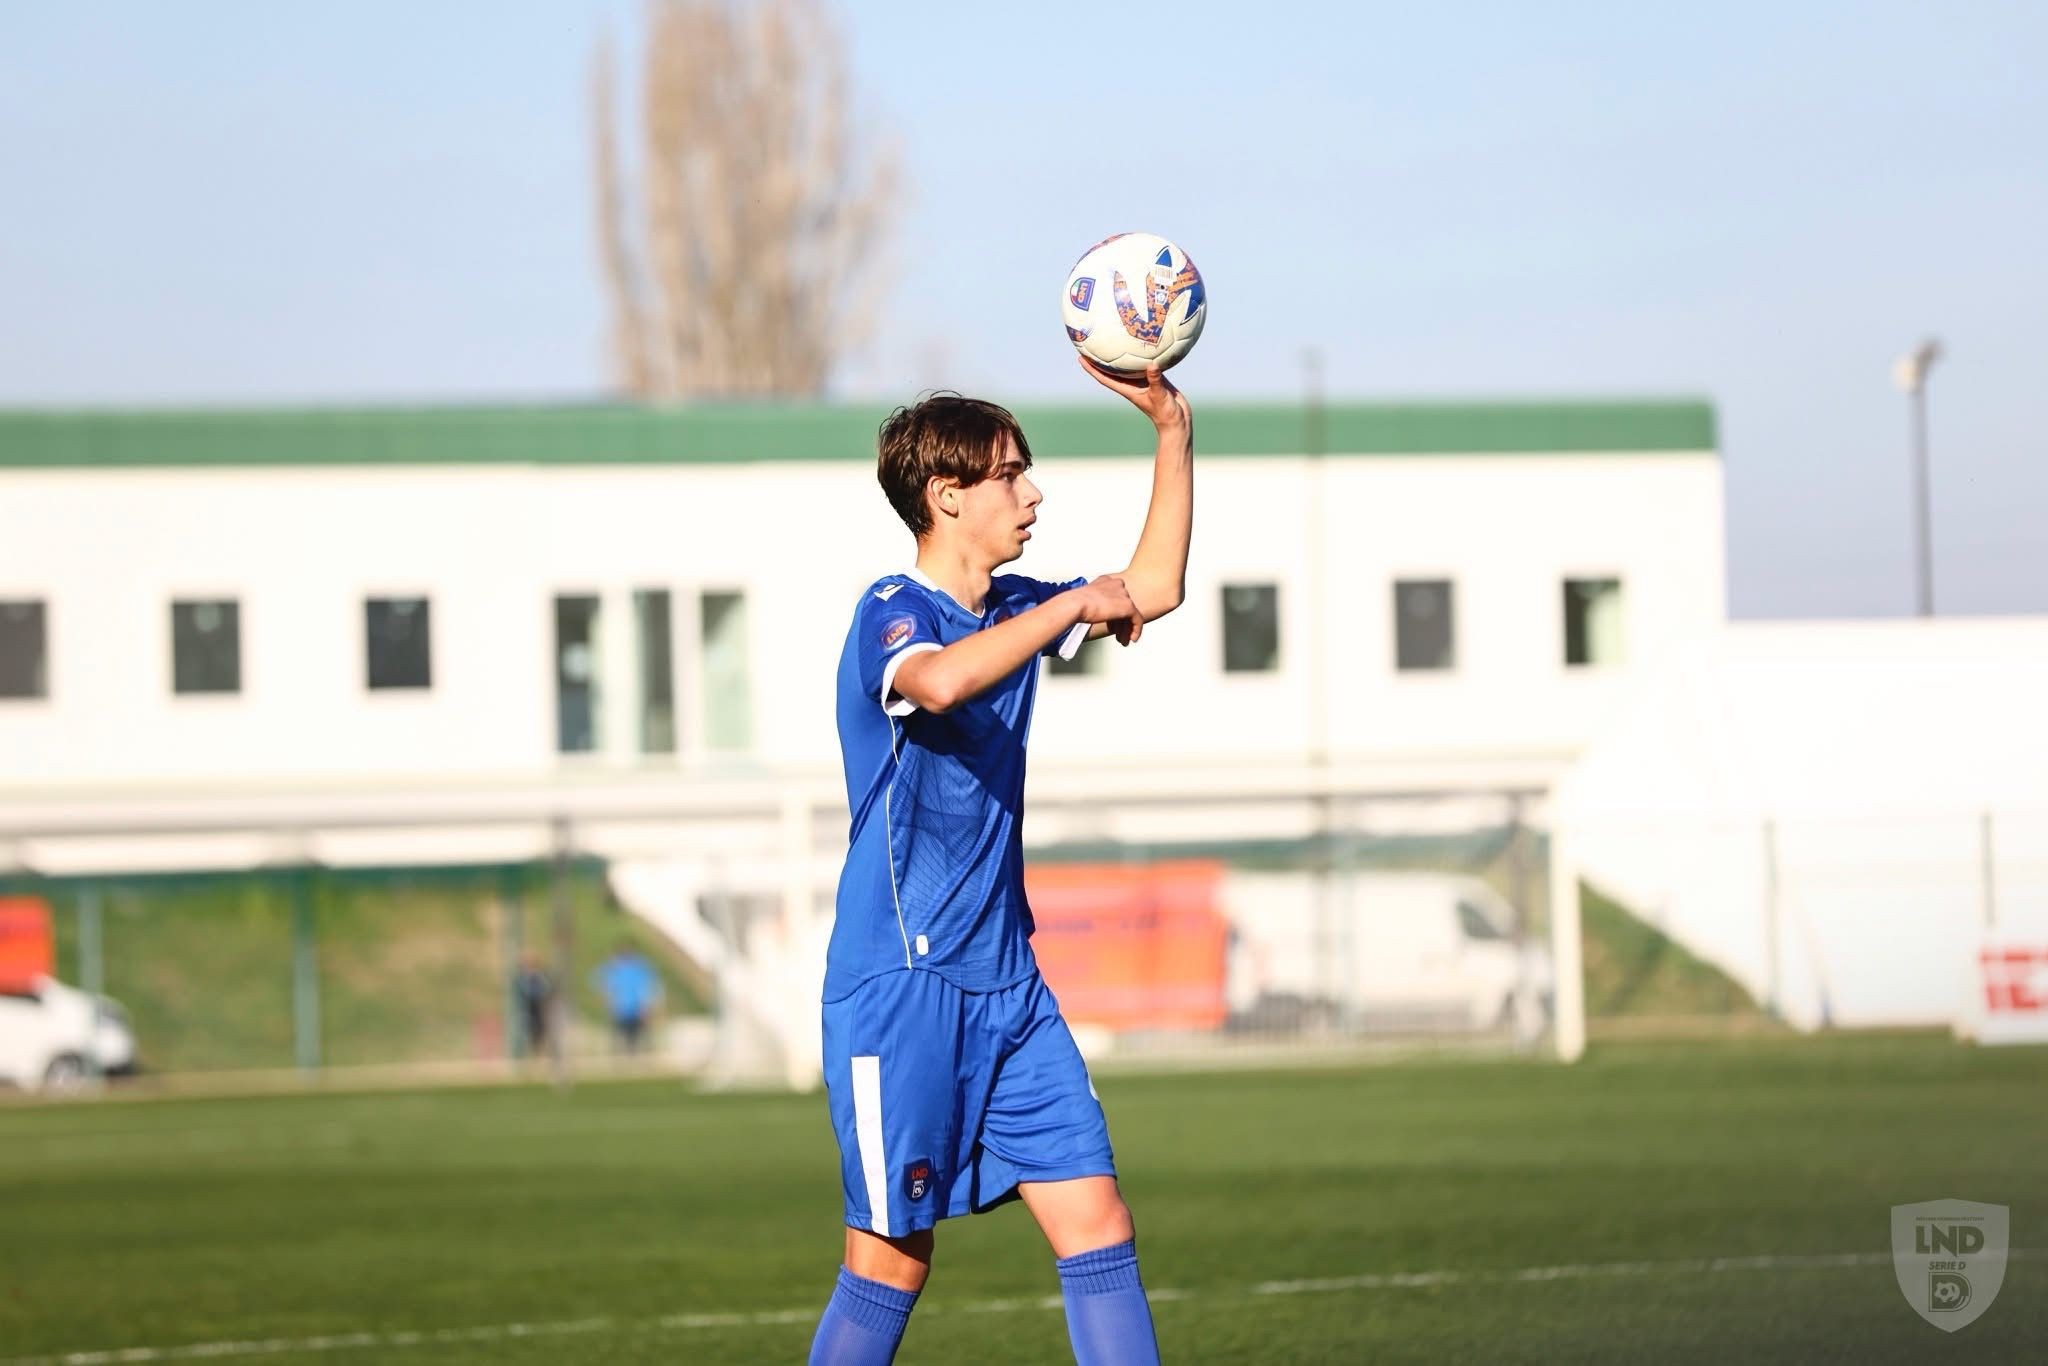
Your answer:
[555,592,602,755]
[1047,636,1104,678]
[1393,578,1457,673]
[634,587,677,754]
[365,596,433,691]
[1563,576,1625,668]
[0,599,49,700]
[1220,582,1281,674]
[171,598,242,696]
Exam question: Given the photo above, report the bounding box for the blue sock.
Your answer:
[808,1266,919,1365]
[1056,1239,1160,1366]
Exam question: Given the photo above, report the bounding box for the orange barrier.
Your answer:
[0,897,54,993]
[1025,861,1230,1032]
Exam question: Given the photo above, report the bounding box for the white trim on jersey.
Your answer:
[880,692,916,971]
[879,641,942,718]
[851,1054,890,1236]
[904,567,982,625]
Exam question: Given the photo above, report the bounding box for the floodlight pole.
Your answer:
[291,866,321,1073]
[1893,339,1941,617]
[1302,349,1342,1016]
[1303,346,1328,768]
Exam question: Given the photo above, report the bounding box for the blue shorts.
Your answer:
[821,968,1115,1237]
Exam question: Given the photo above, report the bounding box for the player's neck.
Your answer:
[913,543,995,616]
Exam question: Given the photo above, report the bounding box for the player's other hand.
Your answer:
[1081,357,1190,433]
[1070,574,1144,646]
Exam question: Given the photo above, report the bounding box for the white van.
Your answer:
[1222,871,1552,1034]
[0,976,137,1092]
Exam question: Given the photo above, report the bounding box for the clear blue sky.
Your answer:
[2,1,2042,619]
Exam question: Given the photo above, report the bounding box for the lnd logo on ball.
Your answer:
[1891,1200,2009,1332]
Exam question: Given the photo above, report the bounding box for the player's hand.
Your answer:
[1080,357,1190,433]
[1068,574,1145,646]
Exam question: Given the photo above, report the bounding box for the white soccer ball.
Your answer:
[1061,232,1206,373]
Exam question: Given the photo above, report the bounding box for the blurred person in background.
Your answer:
[513,951,553,1059]
[594,941,661,1055]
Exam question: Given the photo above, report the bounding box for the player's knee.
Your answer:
[1064,1196,1135,1256]
[1101,1197,1137,1248]
[844,1226,934,1292]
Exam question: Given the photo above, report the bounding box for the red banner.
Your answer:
[1967,941,2048,1045]
[1025,861,1230,1032]
[0,897,53,993]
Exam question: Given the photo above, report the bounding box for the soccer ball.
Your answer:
[1061,232,1206,372]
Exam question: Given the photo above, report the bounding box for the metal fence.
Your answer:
[2,856,711,1089]
[1014,786,1556,1062]
[0,782,1565,1095]
[1561,806,2048,1033]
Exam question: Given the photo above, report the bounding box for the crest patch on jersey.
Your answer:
[881,617,916,651]
[904,1158,932,1202]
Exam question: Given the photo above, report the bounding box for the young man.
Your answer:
[809,358,1192,1366]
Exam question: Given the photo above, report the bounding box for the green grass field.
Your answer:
[3,1033,2041,1365]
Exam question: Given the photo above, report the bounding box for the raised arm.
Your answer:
[891,576,1143,713]
[1082,359,1193,626]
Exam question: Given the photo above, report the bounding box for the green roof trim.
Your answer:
[0,399,1716,468]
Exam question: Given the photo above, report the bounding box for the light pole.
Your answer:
[1891,338,1941,617]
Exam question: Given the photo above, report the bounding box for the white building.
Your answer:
[0,398,1721,1071]
[0,398,1722,798]
[10,400,2037,1056]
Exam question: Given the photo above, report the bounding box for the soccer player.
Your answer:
[808,358,1192,1366]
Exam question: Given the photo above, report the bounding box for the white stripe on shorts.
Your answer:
[851,1055,890,1237]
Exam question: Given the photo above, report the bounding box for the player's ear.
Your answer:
[927,475,962,521]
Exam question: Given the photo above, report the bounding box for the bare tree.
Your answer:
[593,0,895,399]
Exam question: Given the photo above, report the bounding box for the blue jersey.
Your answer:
[594,953,659,1021]
[827,569,1086,1001]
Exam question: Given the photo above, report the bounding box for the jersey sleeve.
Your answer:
[853,586,947,718]
[1022,575,1090,660]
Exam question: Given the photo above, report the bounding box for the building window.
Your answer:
[1458,898,1507,942]
[1394,579,1455,672]
[0,600,47,699]
[171,599,241,695]
[700,590,753,751]
[365,597,431,690]
[1048,637,1102,677]
[1221,583,1280,673]
[555,594,601,753]
[1564,578,1624,667]
[634,589,677,754]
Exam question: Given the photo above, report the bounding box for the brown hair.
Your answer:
[876,393,1033,537]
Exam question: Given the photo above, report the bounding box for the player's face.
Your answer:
[960,437,1042,568]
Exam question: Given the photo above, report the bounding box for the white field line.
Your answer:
[4,1248,2033,1366]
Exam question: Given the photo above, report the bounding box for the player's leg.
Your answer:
[811,1227,931,1366]
[810,973,967,1365]
[1022,1176,1158,1365]
[1016,1173,1134,1256]
[982,977,1160,1366]
[843,1225,934,1290]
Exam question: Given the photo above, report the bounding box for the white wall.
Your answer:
[1557,619,2048,1028]
[0,450,1722,792]
[1030,454,1725,765]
